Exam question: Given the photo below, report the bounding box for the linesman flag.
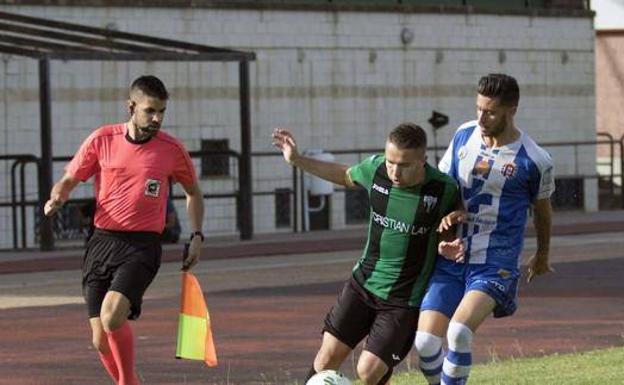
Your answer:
[176,271,218,367]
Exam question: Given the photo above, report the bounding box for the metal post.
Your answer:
[620,135,624,209]
[10,160,19,249]
[292,166,298,233]
[238,60,253,240]
[432,129,439,166]
[300,168,306,232]
[38,58,54,251]
[20,163,27,249]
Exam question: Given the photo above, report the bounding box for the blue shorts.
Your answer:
[420,259,520,319]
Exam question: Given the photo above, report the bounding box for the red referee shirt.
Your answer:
[66,123,197,233]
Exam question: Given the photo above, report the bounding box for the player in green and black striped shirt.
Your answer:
[272,123,459,385]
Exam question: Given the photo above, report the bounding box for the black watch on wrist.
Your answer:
[190,231,204,242]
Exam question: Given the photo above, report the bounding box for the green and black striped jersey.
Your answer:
[347,154,459,308]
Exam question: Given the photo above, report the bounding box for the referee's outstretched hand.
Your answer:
[43,197,64,217]
[182,237,201,271]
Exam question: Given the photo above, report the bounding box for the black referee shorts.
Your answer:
[82,228,162,320]
[323,277,419,369]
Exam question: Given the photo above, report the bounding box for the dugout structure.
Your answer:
[0,10,256,250]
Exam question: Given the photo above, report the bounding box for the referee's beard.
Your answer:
[133,119,160,140]
[138,125,160,137]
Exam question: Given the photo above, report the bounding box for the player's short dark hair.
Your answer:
[130,75,169,100]
[388,122,427,150]
[478,73,519,106]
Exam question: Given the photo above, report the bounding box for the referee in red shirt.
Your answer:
[44,75,205,385]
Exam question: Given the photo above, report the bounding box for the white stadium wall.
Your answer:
[0,4,596,248]
[596,30,624,189]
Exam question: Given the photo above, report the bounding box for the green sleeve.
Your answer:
[347,155,383,191]
[440,179,460,218]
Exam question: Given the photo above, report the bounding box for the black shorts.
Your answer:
[82,228,162,320]
[323,277,419,368]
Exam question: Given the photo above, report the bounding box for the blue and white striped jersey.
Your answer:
[439,120,555,269]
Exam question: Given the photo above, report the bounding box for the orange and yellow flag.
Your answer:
[176,272,217,367]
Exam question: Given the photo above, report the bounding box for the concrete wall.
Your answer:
[0,5,596,248]
[595,30,624,186]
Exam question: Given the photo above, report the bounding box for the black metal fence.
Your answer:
[0,150,249,249]
[1,134,623,250]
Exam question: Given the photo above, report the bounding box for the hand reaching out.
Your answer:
[437,210,466,233]
[182,236,202,271]
[43,195,65,217]
[272,128,300,165]
[526,252,553,283]
[438,238,465,263]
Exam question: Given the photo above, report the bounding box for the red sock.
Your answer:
[106,321,140,385]
[98,350,120,384]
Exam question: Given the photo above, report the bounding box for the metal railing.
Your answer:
[0,154,40,249]
[0,149,250,249]
[1,134,623,250]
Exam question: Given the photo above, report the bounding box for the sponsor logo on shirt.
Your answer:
[372,183,389,195]
[501,162,516,178]
[473,159,491,176]
[372,210,429,235]
[144,178,162,198]
[412,226,429,235]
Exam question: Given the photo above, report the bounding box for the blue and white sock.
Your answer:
[441,321,473,385]
[414,331,444,385]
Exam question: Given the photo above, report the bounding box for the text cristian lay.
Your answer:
[371,211,429,235]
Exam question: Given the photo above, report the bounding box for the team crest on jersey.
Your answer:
[473,159,491,176]
[501,162,517,178]
[423,195,438,212]
[144,178,162,198]
[458,146,467,159]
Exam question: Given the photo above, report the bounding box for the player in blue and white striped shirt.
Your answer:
[414,74,555,385]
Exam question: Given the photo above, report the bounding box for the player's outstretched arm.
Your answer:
[271,128,354,188]
[527,198,553,282]
[181,181,204,271]
[43,173,80,217]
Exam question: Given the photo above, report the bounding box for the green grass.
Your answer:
[357,347,624,385]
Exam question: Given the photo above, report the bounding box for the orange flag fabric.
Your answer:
[176,272,217,367]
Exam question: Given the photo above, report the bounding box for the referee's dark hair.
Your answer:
[130,75,169,100]
[388,122,427,151]
[478,73,519,107]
